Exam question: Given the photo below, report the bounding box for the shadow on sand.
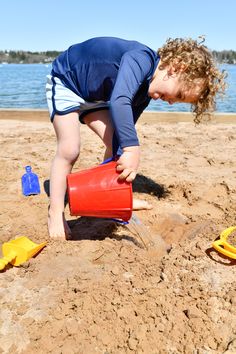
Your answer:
[67,217,142,247]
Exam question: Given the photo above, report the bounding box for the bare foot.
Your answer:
[48,210,72,239]
[133,198,153,211]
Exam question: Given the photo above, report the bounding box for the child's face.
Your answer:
[148,65,203,105]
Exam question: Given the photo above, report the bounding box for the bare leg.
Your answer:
[84,110,153,211]
[84,110,113,161]
[48,112,80,238]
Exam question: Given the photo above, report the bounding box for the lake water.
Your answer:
[0,63,235,112]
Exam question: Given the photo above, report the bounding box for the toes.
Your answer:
[49,231,66,239]
[133,199,153,211]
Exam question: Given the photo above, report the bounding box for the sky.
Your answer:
[1,0,236,52]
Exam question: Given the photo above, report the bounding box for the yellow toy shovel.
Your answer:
[0,237,47,270]
[212,226,236,260]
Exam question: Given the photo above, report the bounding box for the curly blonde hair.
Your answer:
[158,37,227,123]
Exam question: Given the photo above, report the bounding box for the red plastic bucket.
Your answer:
[67,161,133,221]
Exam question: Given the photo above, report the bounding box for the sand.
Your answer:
[0,110,236,354]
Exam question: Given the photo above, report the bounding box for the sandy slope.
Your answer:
[0,112,236,354]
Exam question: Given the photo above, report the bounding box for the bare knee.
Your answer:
[57,141,80,163]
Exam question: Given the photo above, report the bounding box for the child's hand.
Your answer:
[116,146,140,182]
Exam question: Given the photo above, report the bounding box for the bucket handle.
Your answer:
[109,218,129,225]
[100,157,114,165]
[100,155,121,165]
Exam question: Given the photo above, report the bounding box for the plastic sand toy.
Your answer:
[21,166,40,196]
[0,237,47,270]
[212,226,236,260]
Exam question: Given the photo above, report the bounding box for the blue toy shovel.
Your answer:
[21,166,40,196]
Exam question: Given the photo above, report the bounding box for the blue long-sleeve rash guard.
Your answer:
[51,37,160,154]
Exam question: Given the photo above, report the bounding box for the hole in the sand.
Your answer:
[149,213,190,245]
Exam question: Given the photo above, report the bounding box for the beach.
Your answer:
[0,110,236,353]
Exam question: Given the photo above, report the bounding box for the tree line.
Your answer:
[0,49,236,64]
[0,50,61,64]
[212,50,236,64]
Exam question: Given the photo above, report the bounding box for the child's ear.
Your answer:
[167,65,177,76]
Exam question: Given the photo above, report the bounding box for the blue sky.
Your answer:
[1,0,236,52]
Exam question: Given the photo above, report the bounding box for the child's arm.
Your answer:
[109,49,157,180]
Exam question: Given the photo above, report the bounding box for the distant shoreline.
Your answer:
[1,49,236,65]
[2,62,236,65]
[0,109,235,124]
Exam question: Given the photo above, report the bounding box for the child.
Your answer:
[46,36,225,239]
